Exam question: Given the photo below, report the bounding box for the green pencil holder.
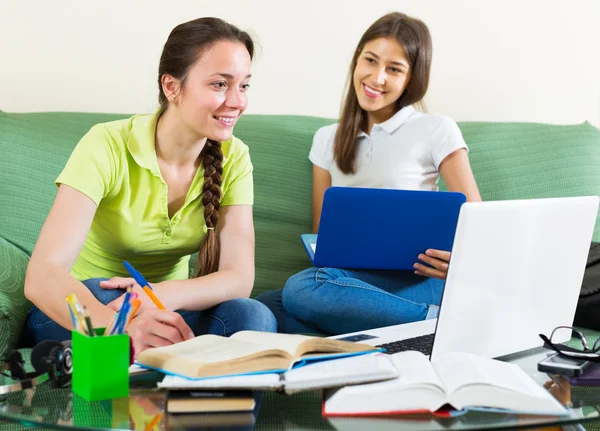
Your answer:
[72,328,130,401]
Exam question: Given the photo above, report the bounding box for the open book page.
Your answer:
[283,353,397,393]
[387,351,446,394]
[231,331,314,357]
[158,373,281,390]
[232,331,374,360]
[324,351,446,415]
[432,353,566,414]
[139,335,279,364]
[433,353,545,397]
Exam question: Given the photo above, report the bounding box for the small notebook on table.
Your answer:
[135,330,382,380]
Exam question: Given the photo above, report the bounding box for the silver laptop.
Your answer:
[332,196,599,360]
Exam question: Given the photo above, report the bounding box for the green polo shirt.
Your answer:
[56,111,253,282]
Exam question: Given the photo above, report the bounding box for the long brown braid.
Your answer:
[197,139,223,276]
[156,17,254,276]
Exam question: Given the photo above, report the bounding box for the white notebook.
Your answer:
[158,353,397,394]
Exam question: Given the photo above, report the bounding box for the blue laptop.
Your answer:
[301,187,466,270]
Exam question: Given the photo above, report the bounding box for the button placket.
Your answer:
[161,181,173,244]
[363,136,373,165]
[162,220,172,243]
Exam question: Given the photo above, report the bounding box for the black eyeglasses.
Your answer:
[539,326,600,362]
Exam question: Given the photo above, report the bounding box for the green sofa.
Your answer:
[2,110,600,361]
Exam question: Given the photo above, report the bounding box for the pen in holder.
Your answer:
[72,328,130,401]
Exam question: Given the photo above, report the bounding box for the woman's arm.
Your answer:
[147,204,256,311]
[24,185,115,328]
[414,148,481,279]
[312,165,332,233]
[25,185,192,348]
[438,148,481,202]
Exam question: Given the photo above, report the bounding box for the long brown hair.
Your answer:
[334,12,432,174]
[157,17,254,276]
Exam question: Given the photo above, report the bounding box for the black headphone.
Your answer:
[0,340,73,394]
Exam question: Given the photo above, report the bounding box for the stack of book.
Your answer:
[135,331,568,417]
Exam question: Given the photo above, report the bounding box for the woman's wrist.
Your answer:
[94,305,120,330]
[151,281,179,310]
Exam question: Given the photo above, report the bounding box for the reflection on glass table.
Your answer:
[0,349,600,430]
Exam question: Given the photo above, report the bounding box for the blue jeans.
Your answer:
[23,278,277,347]
[256,267,444,335]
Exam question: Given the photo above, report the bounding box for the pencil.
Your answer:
[66,293,85,332]
[82,305,95,337]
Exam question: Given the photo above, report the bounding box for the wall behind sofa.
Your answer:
[1,0,599,126]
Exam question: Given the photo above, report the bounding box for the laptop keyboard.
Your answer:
[376,333,435,356]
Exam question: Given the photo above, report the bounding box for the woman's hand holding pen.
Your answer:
[100,277,163,312]
[413,249,451,280]
[127,309,195,358]
[101,274,194,357]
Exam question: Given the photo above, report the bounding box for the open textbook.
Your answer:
[136,330,381,379]
[158,352,398,394]
[323,351,567,416]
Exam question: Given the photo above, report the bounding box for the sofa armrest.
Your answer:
[0,236,32,361]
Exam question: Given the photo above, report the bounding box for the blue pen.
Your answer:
[124,261,166,310]
[121,286,133,310]
[109,286,132,335]
[114,301,131,335]
[124,261,150,289]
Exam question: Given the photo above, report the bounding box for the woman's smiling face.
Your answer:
[353,37,411,124]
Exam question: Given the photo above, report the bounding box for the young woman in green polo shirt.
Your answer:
[23,17,276,356]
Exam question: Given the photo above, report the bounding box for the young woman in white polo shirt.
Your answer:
[257,12,481,335]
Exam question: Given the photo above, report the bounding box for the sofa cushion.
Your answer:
[234,115,335,296]
[444,122,600,241]
[0,111,128,255]
[0,236,32,359]
[2,111,600,302]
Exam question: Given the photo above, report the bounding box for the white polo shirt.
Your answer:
[309,106,468,190]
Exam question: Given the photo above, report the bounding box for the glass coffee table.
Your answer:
[1,348,600,431]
